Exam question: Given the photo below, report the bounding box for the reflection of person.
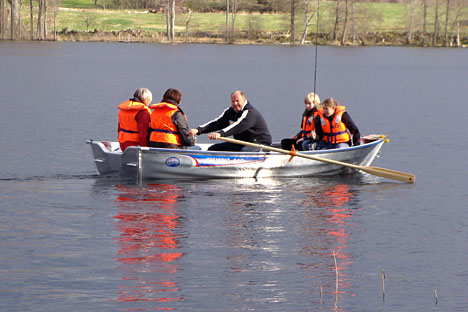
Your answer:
[189,90,272,151]
[149,88,196,149]
[281,92,321,151]
[314,98,360,150]
[114,183,183,306]
[117,88,152,152]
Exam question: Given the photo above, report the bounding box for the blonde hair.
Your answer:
[322,98,338,108]
[305,92,320,105]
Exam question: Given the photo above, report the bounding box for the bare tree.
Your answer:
[29,0,33,39]
[230,0,238,42]
[184,8,191,42]
[406,0,415,43]
[43,0,48,39]
[225,0,229,42]
[165,0,170,40]
[51,0,60,40]
[300,0,319,45]
[341,0,349,44]
[432,0,440,45]
[9,0,19,40]
[351,0,355,43]
[170,0,175,42]
[332,0,341,42]
[444,0,450,46]
[290,0,295,45]
[422,0,428,34]
[84,12,95,32]
[0,0,4,39]
[37,0,47,40]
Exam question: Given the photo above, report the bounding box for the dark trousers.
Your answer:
[281,138,303,151]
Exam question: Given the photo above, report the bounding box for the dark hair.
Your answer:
[162,88,182,105]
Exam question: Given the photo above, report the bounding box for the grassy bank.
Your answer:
[14,0,468,46]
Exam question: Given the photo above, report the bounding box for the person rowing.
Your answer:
[189,90,272,151]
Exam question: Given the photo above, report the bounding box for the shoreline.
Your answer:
[6,29,462,48]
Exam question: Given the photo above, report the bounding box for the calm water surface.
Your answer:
[0,42,467,311]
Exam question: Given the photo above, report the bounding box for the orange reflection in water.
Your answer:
[299,183,355,297]
[113,183,184,310]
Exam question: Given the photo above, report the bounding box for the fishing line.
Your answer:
[313,7,320,95]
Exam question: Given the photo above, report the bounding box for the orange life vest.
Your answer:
[301,109,320,137]
[149,102,186,146]
[319,106,351,144]
[118,100,151,144]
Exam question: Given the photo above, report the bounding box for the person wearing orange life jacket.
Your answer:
[149,88,196,149]
[117,88,152,152]
[281,92,321,151]
[314,97,361,150]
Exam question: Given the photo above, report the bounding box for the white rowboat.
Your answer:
[87,135,389,180]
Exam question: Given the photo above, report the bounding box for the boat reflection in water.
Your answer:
[299,182,356,301]
[113,183,184,309]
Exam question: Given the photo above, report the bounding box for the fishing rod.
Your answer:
[313,6,320,96]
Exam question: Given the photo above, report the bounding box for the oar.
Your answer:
[217,136,415,183]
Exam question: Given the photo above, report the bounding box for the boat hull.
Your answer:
[87,139,385,180]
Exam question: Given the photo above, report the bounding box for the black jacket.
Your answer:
[196,101,272,145]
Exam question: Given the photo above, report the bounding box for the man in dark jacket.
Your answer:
[190,90,272,151]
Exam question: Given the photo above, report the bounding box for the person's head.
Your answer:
[134,88,152,106]
[321,98,338,117]
[162,88,182,105]
[231,90,247,112]
[304,92,320,111]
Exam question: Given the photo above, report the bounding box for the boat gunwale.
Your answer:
[135,138,384,157]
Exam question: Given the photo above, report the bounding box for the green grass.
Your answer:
[59,0,99,9]
[20,0,468,42]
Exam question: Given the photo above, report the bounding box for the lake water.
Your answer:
[0,42,467,311]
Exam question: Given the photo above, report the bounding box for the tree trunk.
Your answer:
[10,0,19,40]
[444,0,450,46]
[0,0,4,39]
[30,0,33,40]
[225,0,229,42]
[406,0,414,44]
[432,0,439,45]
[332,0,340,42]
[53,5,57,40]
[184,9,191,43]
[230,0,237,42]
[37,0,42,40]
[341,0,348,45]
[351,0,355,44]
[165,0,170,40]
[290,0,295,45]
[170,0,175,42]
[422,0,427,34]
[300,0,315,45]
[43,0,48,39]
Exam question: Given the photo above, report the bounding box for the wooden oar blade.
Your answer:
[360,166,415,183]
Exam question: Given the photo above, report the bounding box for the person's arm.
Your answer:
[135,110,150,147]
[197,108,231,135]
[313,115,323,141]
[172,111,195,146]
[342,112,361,146]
